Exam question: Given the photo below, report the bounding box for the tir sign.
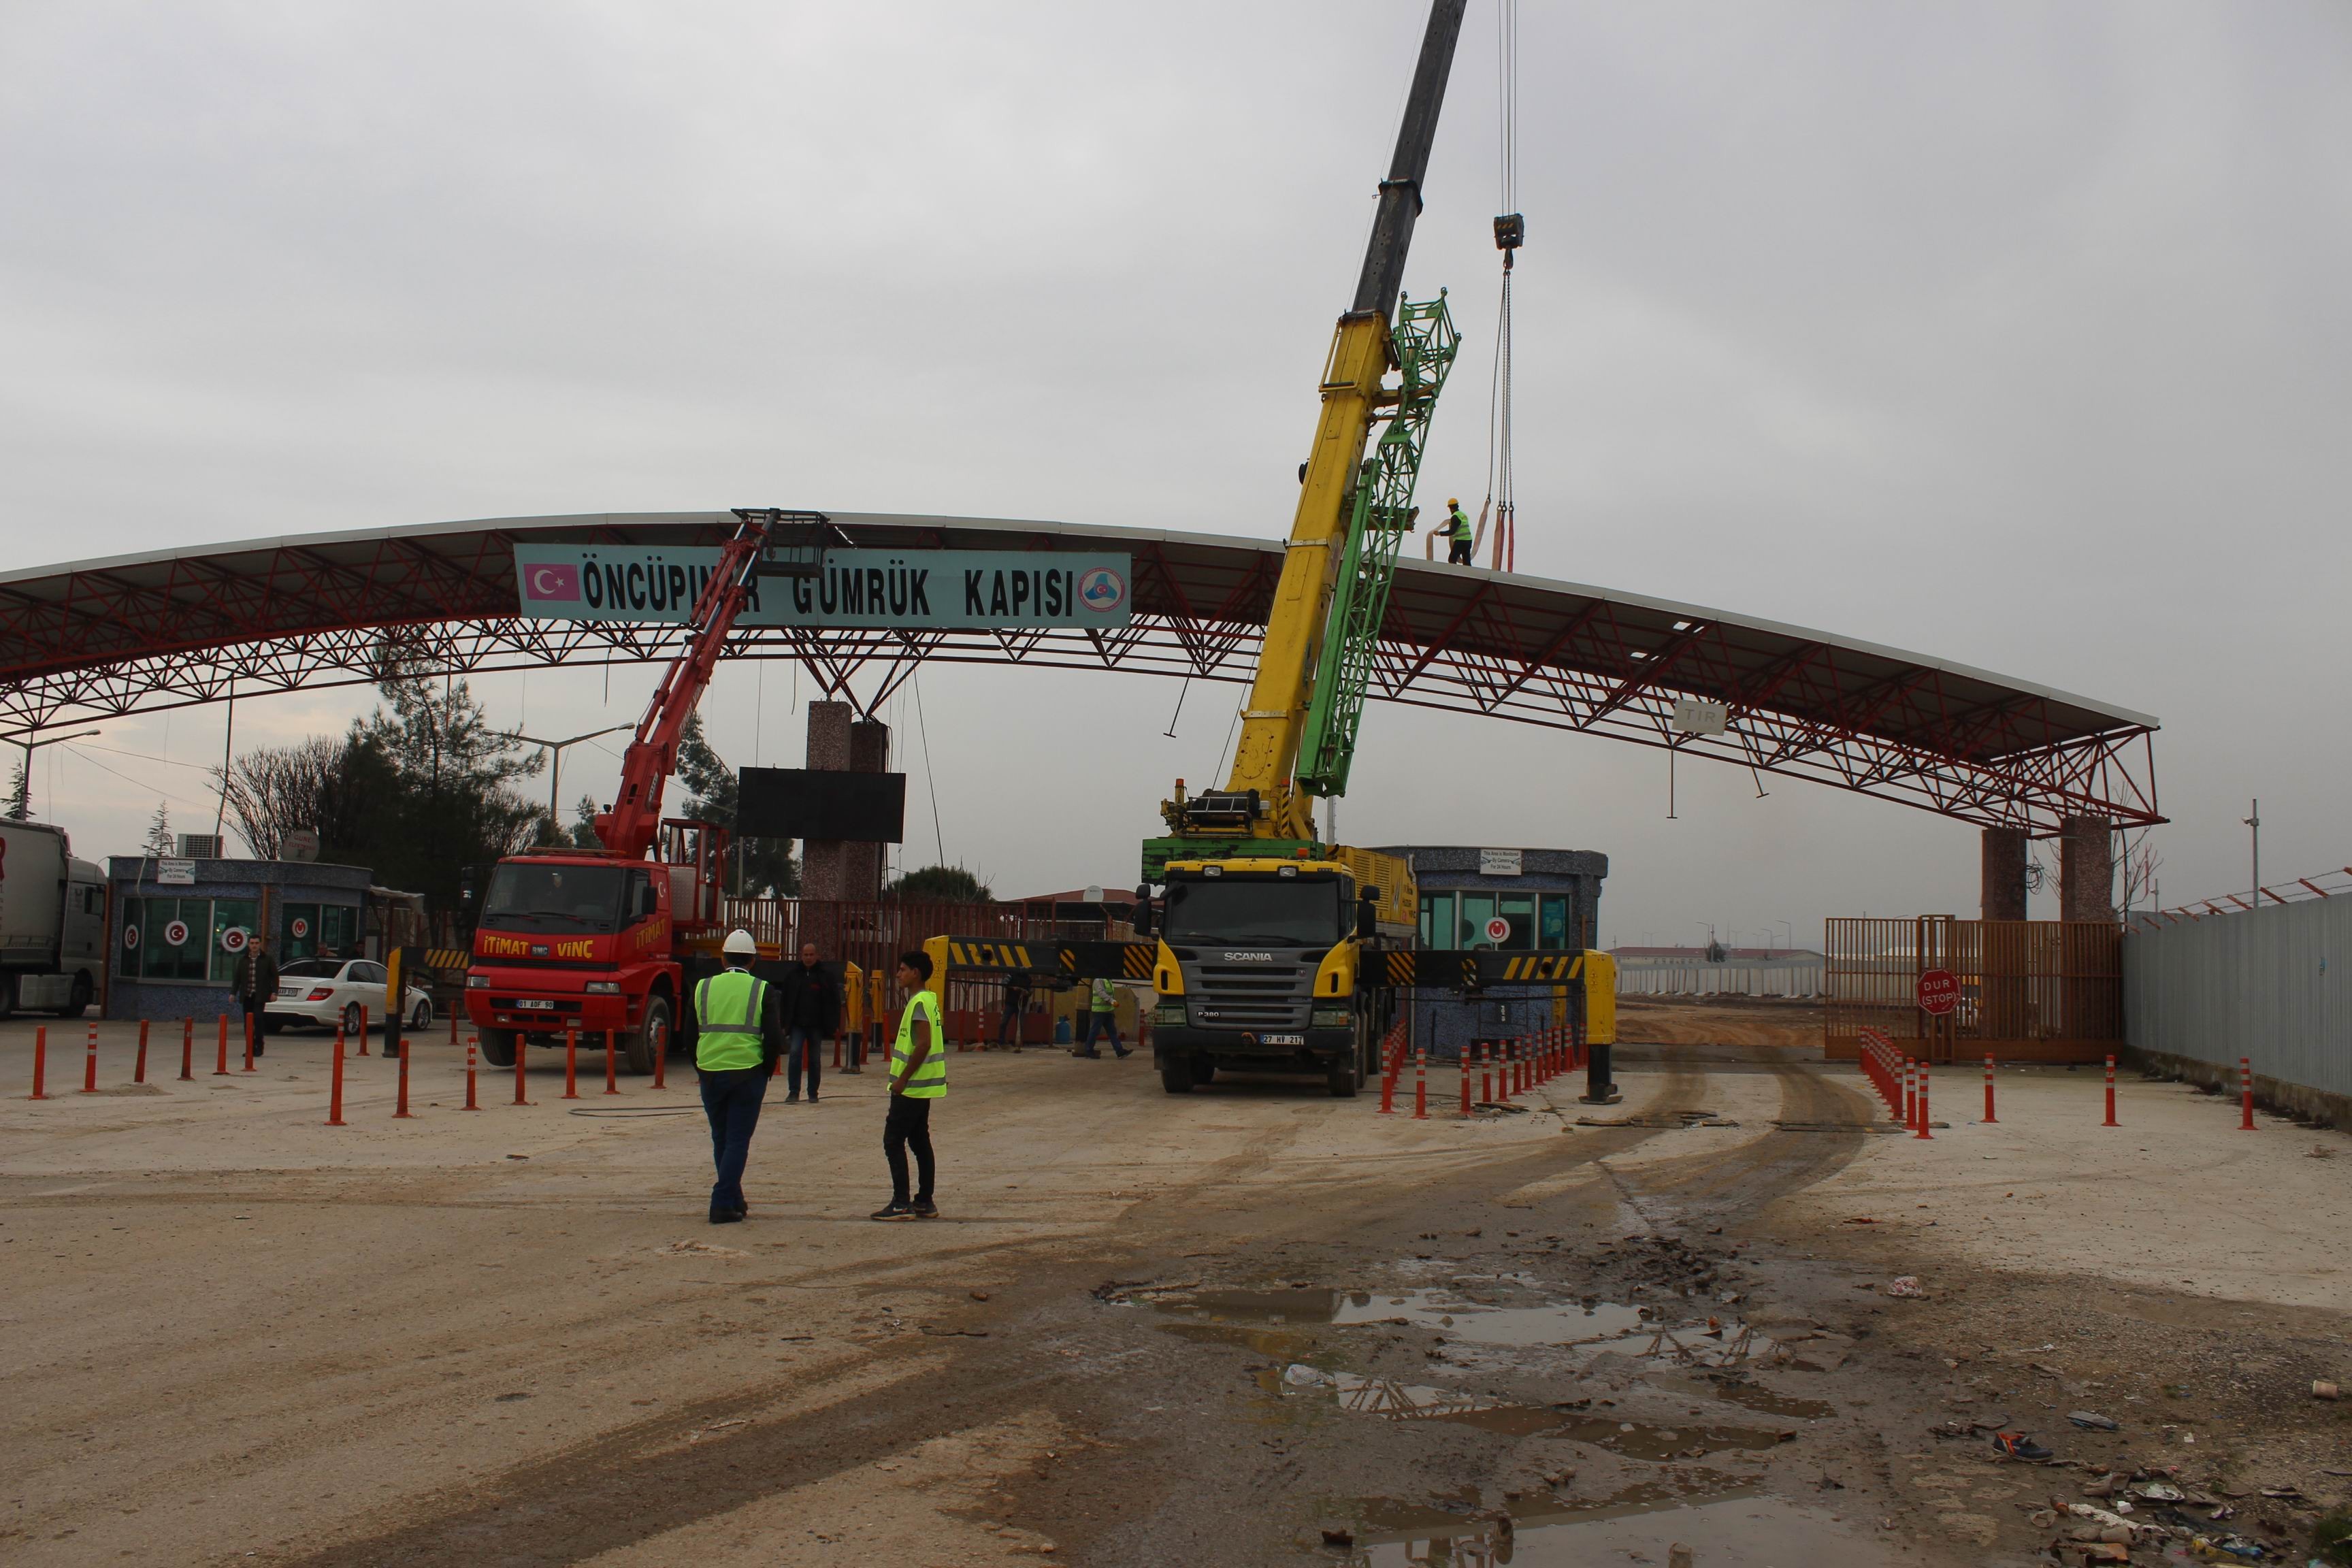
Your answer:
[1916,968,1960,1016]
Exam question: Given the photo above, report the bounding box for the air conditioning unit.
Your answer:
[176,834,225,859]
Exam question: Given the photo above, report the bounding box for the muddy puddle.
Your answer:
[1273,1365,1794,1457]
[1341,1488,1891,1566]
[1160,1284,1784,1371]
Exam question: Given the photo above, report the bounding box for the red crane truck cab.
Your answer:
[464,820,733,1074]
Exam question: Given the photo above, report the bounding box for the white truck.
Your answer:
[0,821,108,1017]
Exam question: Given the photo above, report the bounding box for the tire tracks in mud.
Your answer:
[1603,1051,1876,1233]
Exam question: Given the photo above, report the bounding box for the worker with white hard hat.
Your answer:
[693,929,782,1224]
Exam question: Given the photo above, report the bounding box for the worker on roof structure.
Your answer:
[695,928,783,1224]
[1435,497,1474,565]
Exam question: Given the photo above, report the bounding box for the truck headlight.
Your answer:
[584,981,621,994]
[1152,1002,1186,1025]
[1310,1006,1352,1028]
[465,974,489,990]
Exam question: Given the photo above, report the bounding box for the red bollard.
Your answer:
[1412,1049,1428,1120]
[2239,1056,2255,1130]
[214,1014,229,1075]
[463,1035,480,1110]
[1982,1054,1997,1124]
[179,1018,193,1081]
[563,1022,579,1099]
[2102,1055,2119,1127]
[513,1032,531,1105]
[1901,1057,1915,1129]
[81,1022,99,1094]
[604,1029,620,1096]
[241,1011,255,1073]
[326,1026,346,1126]
[29,1026,51,1100]
[1514,1042,1526,1096]
[652,1028,666,1090]
[393,1037,412,1119]
[1458,1049,1471,1118]
[355,1006,370,1056]
[1913,1061,1933,1139]
[1377,1061,1396,1115]
[135,1020,149,1085]
[1480,1043,1492,1105]
[448,1010,459,1050]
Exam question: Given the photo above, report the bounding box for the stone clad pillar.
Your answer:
[1980,827,2028,922]
[797,702,889,904]
[2058,817,2115,924]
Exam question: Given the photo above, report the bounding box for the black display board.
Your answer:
[735,768,906,843]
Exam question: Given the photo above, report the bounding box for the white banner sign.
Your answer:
[513,546,1134,630]
[1477,848,1523,877]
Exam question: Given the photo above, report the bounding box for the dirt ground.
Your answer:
[1,1003,2345,1567]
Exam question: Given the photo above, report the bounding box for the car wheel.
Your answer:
[1159,1055,1194,1095]
[410,997,432,1032]
[1326,1052,1359,1099]
[478,1028,517,1068]
[340,1001,365,1039]
[624,994,669,1075]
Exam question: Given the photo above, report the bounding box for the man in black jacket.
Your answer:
[776,941,842,1104]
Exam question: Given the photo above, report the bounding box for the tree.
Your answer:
[674,713,798,896]
[144,803,174,855]
[888,864,993,902]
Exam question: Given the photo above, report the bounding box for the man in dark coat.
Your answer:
[234,937,280,1057]
[775,941,842,1104]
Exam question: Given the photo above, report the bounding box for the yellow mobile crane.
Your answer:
[928,0,1620,1099]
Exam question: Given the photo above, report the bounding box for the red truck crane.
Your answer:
[465,509,819,1072]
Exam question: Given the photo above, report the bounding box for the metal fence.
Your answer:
[2123,894,2352,1103]
[1614,958,1825,997]
[1824,916,2122,1062]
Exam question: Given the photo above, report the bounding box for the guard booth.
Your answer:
[107,855,372,1022]
[1371,845,1608,1064]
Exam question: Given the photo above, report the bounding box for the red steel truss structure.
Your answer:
[0,511,2160,835]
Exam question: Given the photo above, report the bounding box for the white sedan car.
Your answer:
[266,957,434,1036]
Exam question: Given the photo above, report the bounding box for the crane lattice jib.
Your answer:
[1296,292,1460,798]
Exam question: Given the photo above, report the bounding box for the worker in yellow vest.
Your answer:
[694,930,782,1224]
[871,948,945,1220]
[1435,497,1475,565]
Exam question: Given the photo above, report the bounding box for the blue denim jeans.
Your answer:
[697,1066,769,1216]
[785,1027,823,1097]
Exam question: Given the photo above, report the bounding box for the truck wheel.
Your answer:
[58,972,91,1019]
[479,1029,518,1067]
[1158,1055,1194,1095]
[1326,1053,1360,1098]
[625,994,671,1075]
[0,971,18,1019]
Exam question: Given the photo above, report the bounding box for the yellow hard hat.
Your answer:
[1447,497,1460,506]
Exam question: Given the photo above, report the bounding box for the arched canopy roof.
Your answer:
[0,510,2159,834]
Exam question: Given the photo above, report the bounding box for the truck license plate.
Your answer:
[1261,1033,1303,1045]
[514,998,555,1010]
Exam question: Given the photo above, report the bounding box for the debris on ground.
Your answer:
[1885,1275,1926,1298]
[2315,1379,2341,1401]
[2068,1410,2122,1431]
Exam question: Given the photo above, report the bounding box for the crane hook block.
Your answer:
[1492,213,1524,251]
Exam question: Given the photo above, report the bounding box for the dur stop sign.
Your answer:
[1916,968,1960,1015]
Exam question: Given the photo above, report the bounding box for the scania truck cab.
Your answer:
[1144,851,1414,1098]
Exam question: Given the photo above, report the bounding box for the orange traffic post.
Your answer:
[241,1012,255,1073]
[134,1020,150,1085]
[81,1022,99,1094]
[1458,1049,1471,1119]
[604,1029,620,1095]
[2102,1054,2120,1127]
[512,1033,530,1105]
[463,1035,480,1110]
[29,1026,51,1100]
[355,1006,370,1056]
[1480,1043,1492,1105]
[448,1009,459,1049]
[326,1026,346,1126]
[393,1037,413,1119]
[1377,1059,1396,1115]
[214,1014,229,1075]
[1412,1049,1428,1120]
[1982,1054,1997,1124]
[178,1018,193,1081]
[1912,1061,1933,1139]
[1901,1057,1914,1130]
[2239,1056,2255,1130]
[563,1022,579,1100]
[652,1029,666,1090]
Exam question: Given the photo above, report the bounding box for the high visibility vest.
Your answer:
[891,989,947,1098]
[1444,508,1472,541]
[694,968,768,1072]
[1090,977,1117,1013]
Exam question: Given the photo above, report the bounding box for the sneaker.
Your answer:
[785,1092,800,1103]
[709,1209,745,1225]
[911,1199,938,1218]
[870,1202,916,1221]
[806,1092,819,1103]
[1991,1431,2051,1461]
[1113,1047,1131,1058]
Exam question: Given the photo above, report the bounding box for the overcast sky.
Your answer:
[3,1,2346,945]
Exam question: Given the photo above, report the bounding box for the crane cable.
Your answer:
[1476,0,1521,572]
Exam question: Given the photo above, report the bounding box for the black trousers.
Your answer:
[883,1094,936,1205]
[1448,536,1473,564]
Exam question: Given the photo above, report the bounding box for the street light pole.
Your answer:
[498,726,632,837]
[2243,799,2260,913]
[4,729,103,820]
